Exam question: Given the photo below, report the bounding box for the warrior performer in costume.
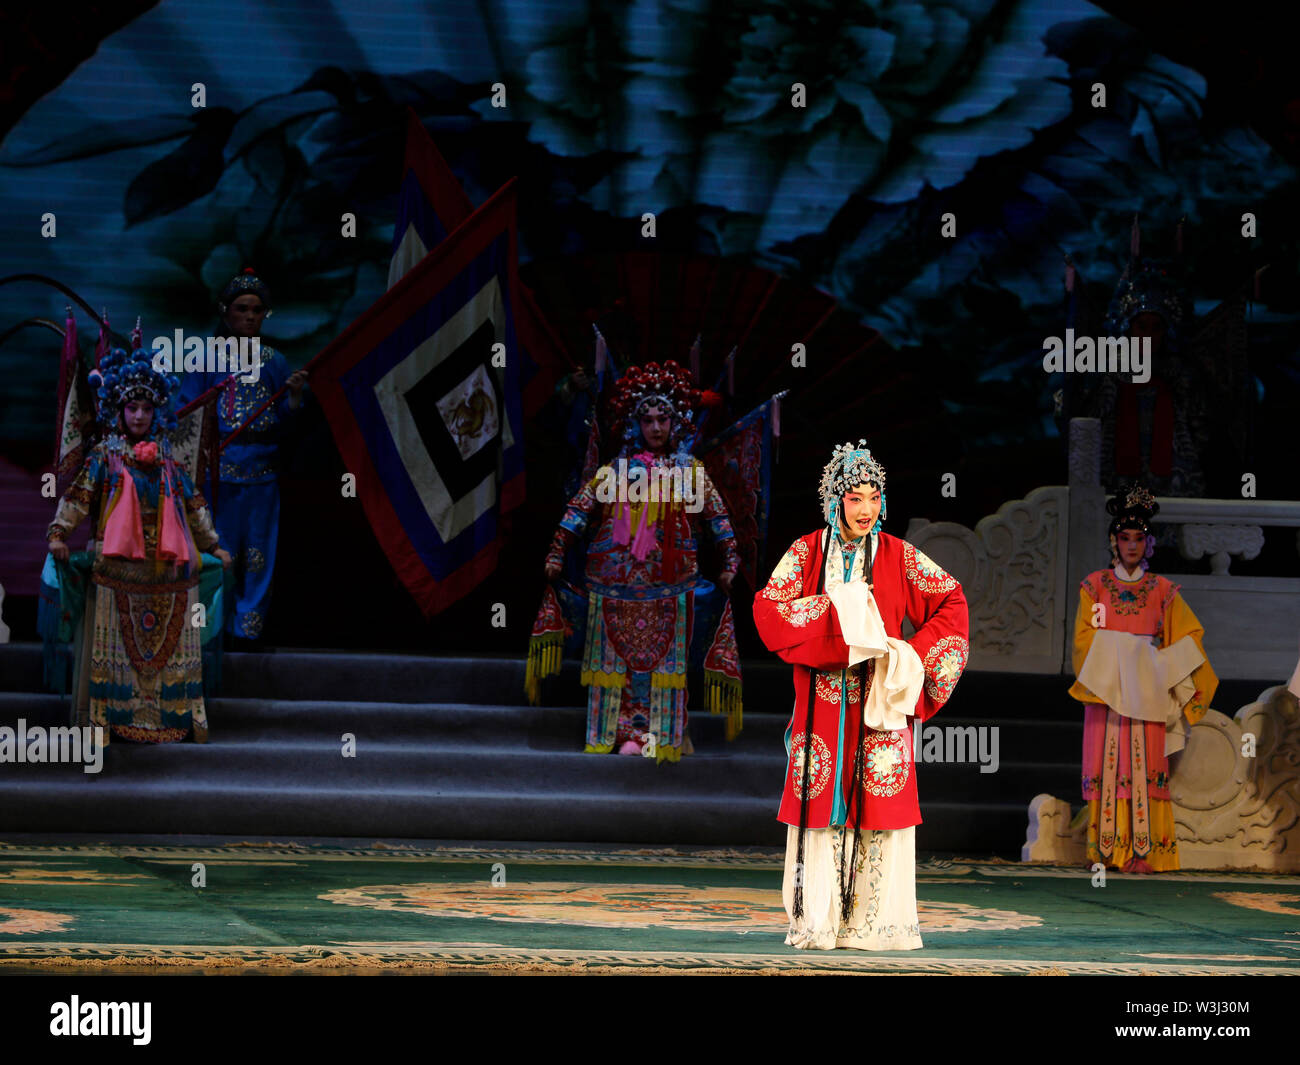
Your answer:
[754,442,969,950]
[181,268,306,642]
[1068,484,1217,871]
[531,361,742,762]
[1092,264,1210,498]
[46,346,232,743]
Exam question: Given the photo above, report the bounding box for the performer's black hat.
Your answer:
[1106,483,1159,538]
[218,266,272,312]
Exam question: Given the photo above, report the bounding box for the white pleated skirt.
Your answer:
[782,824,923,951]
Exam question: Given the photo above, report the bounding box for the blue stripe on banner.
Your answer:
[392,168,450,258]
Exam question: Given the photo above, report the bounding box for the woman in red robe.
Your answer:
[753,441,968,950]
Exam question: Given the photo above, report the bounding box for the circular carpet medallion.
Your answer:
[0,907,75,935]
[1212,891,1300,916]
[321,882,1042,933]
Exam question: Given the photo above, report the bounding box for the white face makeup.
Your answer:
[122,399,155,441]
[839,482,881,540]
[1116,527,1146,568]
[638,405,672,452]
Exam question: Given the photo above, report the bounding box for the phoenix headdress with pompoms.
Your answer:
[818,439,886,534]
[87,344,182,438]
[606,360,709,450]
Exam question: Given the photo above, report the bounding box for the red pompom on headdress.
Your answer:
[607,360,703,446]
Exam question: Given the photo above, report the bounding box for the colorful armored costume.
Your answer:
[754,442,969,950]
[181,268,299,640]
[529,361,742,762]
[47,347,223,743]
[1068,484,1217,871]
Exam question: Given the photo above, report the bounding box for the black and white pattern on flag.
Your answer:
[375,276,515,543]
[405,321,500,490]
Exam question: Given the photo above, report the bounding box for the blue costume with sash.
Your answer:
[182,345,298,640]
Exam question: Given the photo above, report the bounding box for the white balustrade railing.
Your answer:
[906,418,1300,682]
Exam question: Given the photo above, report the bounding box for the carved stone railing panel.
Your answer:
[1023,686,1300,871]
[1169,574,1300,680]
[1177,524,1264,575]
[1155,497,1300,527]
[907,486,1068,673]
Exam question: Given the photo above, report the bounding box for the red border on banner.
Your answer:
[401,108,474,231]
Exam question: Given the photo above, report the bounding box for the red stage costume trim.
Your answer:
[790,731,833,800]
[703,600,742,738]
[860,729,910,798]
[923,635,968,705]
[599,597,678,681]
[111,725,188,744]
[902,542,959,595]
[525,584,568,705]
[815,669,864,707]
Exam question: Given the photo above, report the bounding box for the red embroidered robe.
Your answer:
[754,530,970,830]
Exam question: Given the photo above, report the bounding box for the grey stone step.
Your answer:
[0,777,1034,851]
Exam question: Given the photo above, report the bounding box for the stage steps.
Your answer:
[0,458,67,599]
[1,642,1259,853]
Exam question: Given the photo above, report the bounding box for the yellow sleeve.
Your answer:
[46,456,102,542]
[1167,593,1218,725]
[1067,585,1102,704]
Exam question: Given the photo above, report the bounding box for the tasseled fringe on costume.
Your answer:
[525,632,565,705]
[579,668,681,691]
[704,669,743,739]
[579,667,627,688]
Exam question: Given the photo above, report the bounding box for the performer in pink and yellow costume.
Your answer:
[1068,484,1217,871]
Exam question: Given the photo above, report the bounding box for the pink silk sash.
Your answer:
[102,471,145,559]
[157,467,193,563]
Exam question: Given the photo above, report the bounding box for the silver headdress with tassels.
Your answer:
[818,439,887,532]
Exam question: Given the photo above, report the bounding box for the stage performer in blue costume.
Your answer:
[754,441,969,950]
[181,268,306,642]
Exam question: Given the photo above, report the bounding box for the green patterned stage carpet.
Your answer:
[1,841,1298,974]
